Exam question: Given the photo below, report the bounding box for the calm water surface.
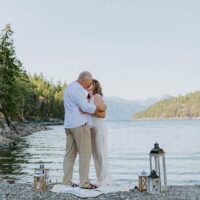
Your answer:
[0,120,200,185]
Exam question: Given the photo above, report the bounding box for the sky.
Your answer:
[0,0,199,100]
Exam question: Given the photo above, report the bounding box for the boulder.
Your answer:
[0,112,15,148]
[0,135,14,148]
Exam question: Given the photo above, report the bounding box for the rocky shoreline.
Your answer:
[0,180,200,200]
[0,109,63,149]
[0,112,53,149]
[0,123,51,149]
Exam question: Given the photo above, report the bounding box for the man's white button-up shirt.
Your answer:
[64,81,96,128]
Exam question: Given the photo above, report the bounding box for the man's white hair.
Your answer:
[78,71,92,80]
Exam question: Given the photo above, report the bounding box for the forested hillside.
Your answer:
[0,25,66,122]
[134,91,200,119]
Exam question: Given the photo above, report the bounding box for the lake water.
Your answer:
[0,120,200,186]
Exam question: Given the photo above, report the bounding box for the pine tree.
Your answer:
[0,24,25,120]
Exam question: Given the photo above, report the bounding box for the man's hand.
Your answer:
[93,110,106,118]
[97,103,107,112]
[94,103,107,118]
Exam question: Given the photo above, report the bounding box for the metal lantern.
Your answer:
[138,170,148,192]
[147,170,161,194]
[34,164,49,191]
[149,143,167,190]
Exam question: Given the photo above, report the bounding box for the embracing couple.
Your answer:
[63,71,112,189]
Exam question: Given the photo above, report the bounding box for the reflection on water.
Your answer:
[0,120,200,185]
[0,141,30,180]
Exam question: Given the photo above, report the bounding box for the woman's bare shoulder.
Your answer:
[93,94,103,100]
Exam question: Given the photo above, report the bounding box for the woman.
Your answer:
[87,79,112,187]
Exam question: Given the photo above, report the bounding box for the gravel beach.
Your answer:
[0,181,200,200]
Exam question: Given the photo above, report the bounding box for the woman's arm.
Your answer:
[93,94,106,118]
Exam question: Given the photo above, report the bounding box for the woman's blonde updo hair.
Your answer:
[92,79,103,96]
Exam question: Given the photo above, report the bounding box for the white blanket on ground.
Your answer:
[51,184,130,198]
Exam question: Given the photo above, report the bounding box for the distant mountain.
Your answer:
[134,91,200,119]
[104,95,171,120]
[134,94,172,107]
[104,97,145,120]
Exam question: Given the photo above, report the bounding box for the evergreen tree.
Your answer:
[0,24,65,122]
[0,24,26,120]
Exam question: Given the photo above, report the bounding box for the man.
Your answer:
[63,71,105,189]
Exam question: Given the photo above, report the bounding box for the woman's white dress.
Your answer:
[89,97,112,186]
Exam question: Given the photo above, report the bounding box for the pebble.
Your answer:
[0,181,200,200]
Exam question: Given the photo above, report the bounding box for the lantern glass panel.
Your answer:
[34,174,46,191]
[138,176,147,191]
[147,177,161,194]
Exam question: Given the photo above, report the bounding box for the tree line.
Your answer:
[0,25,66,123]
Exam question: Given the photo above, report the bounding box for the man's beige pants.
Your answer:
[63,123,92,188]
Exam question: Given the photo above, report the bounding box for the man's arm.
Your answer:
[76,89,96,114]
